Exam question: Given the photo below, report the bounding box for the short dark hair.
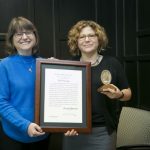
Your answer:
[6,16,39,56]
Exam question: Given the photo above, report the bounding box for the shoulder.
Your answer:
[0,55,19,70]
[103,55,119,62]
[0,55,16,64]
[0,56,11,65]
[103,55,122,66]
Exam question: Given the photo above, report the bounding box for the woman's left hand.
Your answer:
[64,129,79,136]
[100,84,123,99]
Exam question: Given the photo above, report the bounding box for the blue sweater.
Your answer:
[0,54,48,143]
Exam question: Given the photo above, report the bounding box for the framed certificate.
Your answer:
[35,58,91,133]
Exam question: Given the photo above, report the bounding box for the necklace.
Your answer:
[91,55,100,66]
[22,60,34,72]
[80,54,103,66]
[19,55,35,73]
[28,66,32,72]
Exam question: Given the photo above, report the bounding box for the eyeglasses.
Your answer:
[14,31,34,39]
[78,34,97,41]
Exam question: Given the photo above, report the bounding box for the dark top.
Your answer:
[72,55,129,134]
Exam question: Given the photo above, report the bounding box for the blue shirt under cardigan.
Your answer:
[0,54,48,143]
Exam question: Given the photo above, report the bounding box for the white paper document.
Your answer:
[44,68,83,123]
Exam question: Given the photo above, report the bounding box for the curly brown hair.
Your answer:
[68,20,108,56]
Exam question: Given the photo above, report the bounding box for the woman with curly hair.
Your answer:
[63,20,132,150]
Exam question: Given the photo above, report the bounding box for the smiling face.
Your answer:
[13,29,36,55]
[77,26,99,55]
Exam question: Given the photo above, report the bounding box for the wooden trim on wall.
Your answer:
[0,33,6,41]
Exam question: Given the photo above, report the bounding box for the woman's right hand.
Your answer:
[48,57,59,61]
[28,123,45,137]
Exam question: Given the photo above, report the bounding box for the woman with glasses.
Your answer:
[63,20,132,150]
[0,16,51,150]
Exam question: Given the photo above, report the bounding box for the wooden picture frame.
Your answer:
[35,58,91,133]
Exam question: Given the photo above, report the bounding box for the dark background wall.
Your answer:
[0,0,150,149]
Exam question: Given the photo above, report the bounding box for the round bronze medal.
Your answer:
[100,70,112,85]
[97,70,116,92]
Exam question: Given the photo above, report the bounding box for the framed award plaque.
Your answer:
[35,58,91,133]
